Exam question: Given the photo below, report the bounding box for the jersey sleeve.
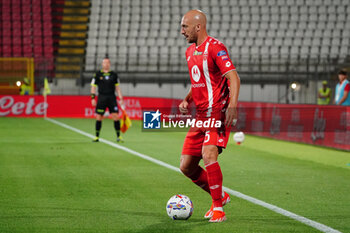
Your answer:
[345,83,350,92]
[114,73,120,86]
[91,72,98,86]
[211,42,236,76]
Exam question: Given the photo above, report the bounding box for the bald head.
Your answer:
[183,9,207,27]
[181,9,208,44]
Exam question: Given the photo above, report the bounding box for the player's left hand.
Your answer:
[225,106,237,126]
[119,99,124,109]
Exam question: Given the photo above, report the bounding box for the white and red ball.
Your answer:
[166,194,193,220]
[233,131,245,144]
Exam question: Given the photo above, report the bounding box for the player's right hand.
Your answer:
[179,100,189,114]
[91,99,96,107]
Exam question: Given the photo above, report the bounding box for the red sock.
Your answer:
[190,166,210,194]
[205,161,223,208]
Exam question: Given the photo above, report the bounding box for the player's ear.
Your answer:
[195,24,201,32]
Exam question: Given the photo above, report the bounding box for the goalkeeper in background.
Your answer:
[91,57,124,142]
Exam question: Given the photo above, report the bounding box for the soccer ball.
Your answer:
[166,194,193,220]
[233,131,245,144]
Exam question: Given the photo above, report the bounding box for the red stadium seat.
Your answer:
[33,13,42,22]
[2,45,12,57]
[34,45,43,54]
[33,28,42,37]
[2,0,10,5]
[12,28,22,37]
[43,21,53,29]
[22,6,31,13]
[12,37,22,45]
[42,5,51,13]
[22,28,32,37]
[43,30,53,37]
[44,37,53,45]
[33,37,43,45]
[23,45,33,57]
[12,21,22,29]
[12,6,21,11]
[43,14,53,22]
[2,21,11,30]
[2,37,12,45]
[12,0,21,5]
[22,12,32,21]
[33,21,42,29]
[44,46,54,57]
[12,14,21,22]
[42,0,52,6]
[1,5,10,13]
[23,36,32,45]
[32,0,41,6]
[22,0,31,5]
[13,46,22,57]
[2,13,11,22]
[22,21,32,30]
[33,7,42,14]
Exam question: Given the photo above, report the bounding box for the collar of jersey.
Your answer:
[100,69,110,75]
[196,36,210,49]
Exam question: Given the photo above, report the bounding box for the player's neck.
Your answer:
[102,69,110,73]
[196,34,209,47]
[339,79,346,84]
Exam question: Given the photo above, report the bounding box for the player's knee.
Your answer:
[96,115,103,121]
[179,158,195,177]
[202,146,218,164]
[111,114,119,121]
[180,162,191,177]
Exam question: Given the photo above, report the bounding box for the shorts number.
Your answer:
[204,131,210,143]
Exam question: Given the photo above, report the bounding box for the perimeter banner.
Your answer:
[0,95,349,150]
[235,102,350,151]
[0,95,181,119]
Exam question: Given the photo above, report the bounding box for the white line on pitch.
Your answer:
[45,117,342,233]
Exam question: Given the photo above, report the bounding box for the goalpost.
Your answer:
[0,57,35,95]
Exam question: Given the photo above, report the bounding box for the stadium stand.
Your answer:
[55,0,90,79]
[0,0,54,79]
[83,0,350,85]
[0,0,349,90]
[0,0,56,94]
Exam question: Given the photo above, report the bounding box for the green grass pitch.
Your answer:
[0,118,349,233]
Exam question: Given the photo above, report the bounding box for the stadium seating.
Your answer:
[0,0,54,62]
[85,0,350,80]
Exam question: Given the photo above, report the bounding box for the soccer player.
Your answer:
[179,10,240,222]
[91,57,124,142]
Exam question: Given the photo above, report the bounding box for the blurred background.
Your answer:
[0,0,349,103]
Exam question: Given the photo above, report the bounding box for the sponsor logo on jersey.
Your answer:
[192,83,205,88]
[193,50,203,55]
[105,76,110,80]
[225,61,231,67]
[203,51,208,60]
[100,76,103,80]
[221,55,228,60]
[217,50,227,57]
[191,65,201,82]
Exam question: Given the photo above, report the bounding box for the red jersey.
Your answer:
[185,36,236,117]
